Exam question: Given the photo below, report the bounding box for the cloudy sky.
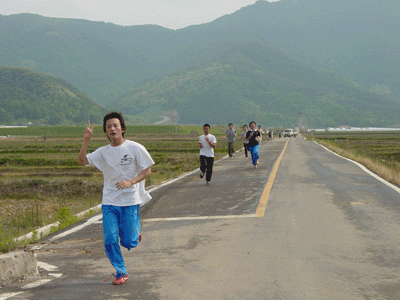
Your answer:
[0,0,280,29]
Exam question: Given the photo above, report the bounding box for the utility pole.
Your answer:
[299,111,303,132]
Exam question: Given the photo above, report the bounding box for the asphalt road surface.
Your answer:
[2,135,400,299]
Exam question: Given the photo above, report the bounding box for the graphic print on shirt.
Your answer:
[121,154,133,165]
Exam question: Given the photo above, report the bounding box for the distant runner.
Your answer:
[240,124,250,158]
[258,125,263,146]
[225,123,237,158]
[199,124,217,185]
[246,121,262,168]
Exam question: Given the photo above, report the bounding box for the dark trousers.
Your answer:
[228,141,235,157]
[243,143,249,157]
[200,155,214,182]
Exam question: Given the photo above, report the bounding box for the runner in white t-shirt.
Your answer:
[199,123,217,185]
[78,112,154,285]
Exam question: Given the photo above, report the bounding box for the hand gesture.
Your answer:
[84,120,95,141]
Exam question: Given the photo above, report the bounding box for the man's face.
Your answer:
[203,126,210,135]
[250,123,256,130]
[229,124,233,129]
[106,118,124,143]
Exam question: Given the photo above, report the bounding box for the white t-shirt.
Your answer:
[86,140,155,207]
[199,134,217,157]
[240,131,249,144]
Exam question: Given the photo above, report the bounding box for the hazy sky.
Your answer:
[0,0,280,30]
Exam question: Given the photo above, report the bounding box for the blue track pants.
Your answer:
[249,145,259,166]
[102,205,140,278]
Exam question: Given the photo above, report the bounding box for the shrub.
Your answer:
[57,207,78,227]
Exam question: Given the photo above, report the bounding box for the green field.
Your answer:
[308,131,400,162]
[0,125,242,253]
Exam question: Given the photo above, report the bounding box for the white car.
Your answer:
[283,129,294,137]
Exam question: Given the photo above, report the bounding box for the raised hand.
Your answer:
[84,120,95,141]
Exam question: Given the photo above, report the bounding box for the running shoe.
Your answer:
[103,273,129,285]
[200,172,205,179]
[112,274,129,285]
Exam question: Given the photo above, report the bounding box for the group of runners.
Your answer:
[198,121,264,186]
[78,112,266,285]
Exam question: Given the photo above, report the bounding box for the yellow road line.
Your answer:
[255,139,289,217]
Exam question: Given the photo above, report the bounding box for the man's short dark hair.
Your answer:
[243,124,248,129]
[103,112,126,137]
[203,124,211,128]
[228,123,233,126]
[249,121,256,127]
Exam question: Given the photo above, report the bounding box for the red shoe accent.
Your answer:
[139,233,142,242]
[112,274,128,285]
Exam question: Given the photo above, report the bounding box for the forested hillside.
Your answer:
[1,0,400,103]
[0,66,107,125]
[1,0,400,127]
[0,14,176,105]
[208,0,400,94]
[111,42,400,128]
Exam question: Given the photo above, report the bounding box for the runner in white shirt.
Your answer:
[78,112,154,285]
[199,123,217,185]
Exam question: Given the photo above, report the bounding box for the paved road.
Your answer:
[2,136,400,299]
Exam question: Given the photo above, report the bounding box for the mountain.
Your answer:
[0,66,107,125]
[0,13,179,105]
[208,0,400,94]
[111,42,400,128]
[1,0,400,126]
[1,0,400,104]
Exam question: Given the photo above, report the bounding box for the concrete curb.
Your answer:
[13,205,102,243]
[0,206,102,283]
[0,251,38,283]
